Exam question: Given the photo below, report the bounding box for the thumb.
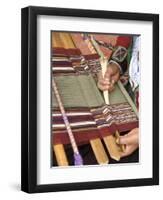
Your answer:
[104,68,112,81]
[119,134,136,145]
[118,135,130,145]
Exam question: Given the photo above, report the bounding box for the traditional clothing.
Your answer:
[124,36,140,108]
[129,36,140,89]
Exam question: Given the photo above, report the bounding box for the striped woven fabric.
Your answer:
[52,75,105,108]
[52,47,101,74]
[71,33,101,73]
[52,102,138,145]
[52,107,114,145]
[91,103,138,132]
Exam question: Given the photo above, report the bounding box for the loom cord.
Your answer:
[52,77,83,165]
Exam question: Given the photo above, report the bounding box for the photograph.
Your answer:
[21,6,159,193]
[51,31,139,167]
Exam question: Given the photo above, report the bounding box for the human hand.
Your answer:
[118,128,139,157]
[97,62,120,92]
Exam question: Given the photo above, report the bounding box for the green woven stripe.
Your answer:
[109,84,127,104]
[52,75,105,108]
[76,75,104,107]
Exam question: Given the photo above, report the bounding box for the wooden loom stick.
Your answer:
[115,130,125,152]
[53,144,69,166]
[117,80,138,117]
[84,37,97,54]
[52,78,83,165]
[52,32,64,48]
[90,36,105,59]
[103,136,121,161]
[90,138,109,164]
[90,36,109,104]
[100,59,110,105]
[59,33,76,49]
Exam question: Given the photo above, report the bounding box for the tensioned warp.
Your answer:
[51,44,138,146]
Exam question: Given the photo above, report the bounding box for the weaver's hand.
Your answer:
[118,128,139,157]
[97,62,120,92]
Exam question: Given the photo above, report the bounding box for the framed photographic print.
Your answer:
[21,6,159,193]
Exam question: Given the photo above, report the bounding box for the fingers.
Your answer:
[108,84,115,92]
[106,63,120,77]
[98,78,111,86]
[104,69,119,86]
[97,78,115,91]
[104,70,112,81]
[119,129,139,145]
[97,64,120,91]
[119,135,135,145]
[120,144,138,157]
[97,83,114,91]
[117,128,139,157]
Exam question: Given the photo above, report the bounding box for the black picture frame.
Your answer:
[21,6,159,193]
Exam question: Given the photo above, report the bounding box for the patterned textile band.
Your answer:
[52,102,138,145]
[52,47,101,74]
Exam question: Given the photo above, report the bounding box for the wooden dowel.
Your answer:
[60,33,75,49]
[90,138,109,164]
[117,80,138,117]
[90,36,105,59]
[115,130,125,152]
[100,58,109,104]
[52,32,64,48]
[103,135,121,161]
[53,144,69,166]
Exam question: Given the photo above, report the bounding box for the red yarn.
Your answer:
[116,36,132,48]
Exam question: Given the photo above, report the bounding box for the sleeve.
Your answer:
[109,36,132,74]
